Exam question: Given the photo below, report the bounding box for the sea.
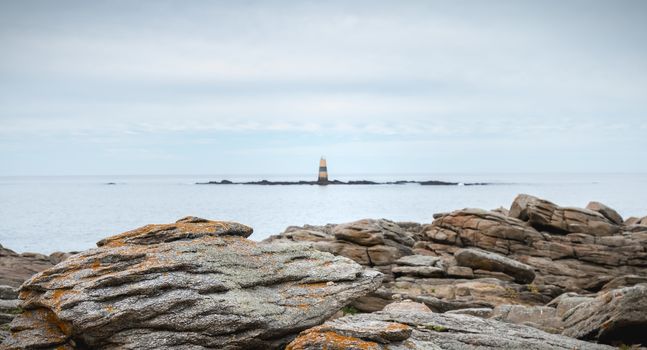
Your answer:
[1,173,646,254]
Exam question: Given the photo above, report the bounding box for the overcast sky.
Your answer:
[1,0,646,176]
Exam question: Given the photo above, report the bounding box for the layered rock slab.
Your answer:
[562,284,647,346]
[454,248,535,284]
[2,217,382,350]
[286,301,614,350]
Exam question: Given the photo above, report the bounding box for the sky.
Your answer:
[1,0,646,176]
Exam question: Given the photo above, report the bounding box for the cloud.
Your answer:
[0,0,646,174]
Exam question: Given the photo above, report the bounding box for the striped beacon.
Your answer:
[317,157,328,185]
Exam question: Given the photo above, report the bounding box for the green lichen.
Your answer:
[7,307,22,315]
[341,306,359,315]
[424,324,447,332]
[526,284,540,294]
[503,287,519,299]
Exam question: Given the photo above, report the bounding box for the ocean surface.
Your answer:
[1,173,646,254]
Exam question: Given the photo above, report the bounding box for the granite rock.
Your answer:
[286,302,614,349]
[2,217,383,350]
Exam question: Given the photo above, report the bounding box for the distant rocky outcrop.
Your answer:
[1,217,382,349]
[286,301,614,349]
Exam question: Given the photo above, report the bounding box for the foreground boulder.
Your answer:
[286,301,613,349]
[562,284,647,346]
[2,217,382,349]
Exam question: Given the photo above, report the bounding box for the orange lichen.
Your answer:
[43,308,73,336]
[385,323,411,332]
[97,219,252,247]
[104,305,116,313]
[299,282,330,289]
[286,329,381,350]
[51,289,67,303]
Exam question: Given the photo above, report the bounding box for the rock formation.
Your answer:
[562,284,647,345]
[286,301,614,349]
[2,195,646,349]
[0,244,70,288]
[268,194,647,347]
[1,217,382,349]
[0,245,72,340]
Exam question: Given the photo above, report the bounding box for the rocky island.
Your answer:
[196,179,489,186]
[1,194,646,349]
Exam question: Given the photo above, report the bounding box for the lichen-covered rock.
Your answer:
[562,284,647,346]
[286,302,614,349]
[490,304,563,334]
[2,217,382,350]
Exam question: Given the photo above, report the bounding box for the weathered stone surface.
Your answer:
[510,194,619,236]
[0,286,17,301]
[391,266,445,278]
[286,304,614,349]
[391,277,549,312]
[490,304,563,334]
[265,194,647,346]
[423,208,542,255]
[586,201,624,225]
[2,217,383,350]
[394,255,440,267]
[2,308,73,349]
[455,248,535,284]
[382,300,431,313]
[419,202,647,293]
[601,274,647,291]
[562,284,647,346]
[446,307,493,318]
[96,215,254,246]
[0,245,55,288]
[333,219,386,246]
[546,292,593,319]
[446,266,474,278]
[367,245,401,266]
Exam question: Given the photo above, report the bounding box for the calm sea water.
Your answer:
[1,173,646,254]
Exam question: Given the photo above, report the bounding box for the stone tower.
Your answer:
[317,157,328,185]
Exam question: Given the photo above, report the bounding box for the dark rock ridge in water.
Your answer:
[1,194,647,348]
[196,179,489,186]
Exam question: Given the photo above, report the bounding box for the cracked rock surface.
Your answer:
[1,217,382,350]
[286,301,614,350]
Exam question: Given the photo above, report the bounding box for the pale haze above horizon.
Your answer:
[1,0,646,176]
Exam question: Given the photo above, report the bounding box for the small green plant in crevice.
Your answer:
[618,344,639,350]
[0,324,10,331]
[527,284,540,294]
[503,287,519,299]
[341,305,359,315]
[7,307,22,315]
[423,324,447,332]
